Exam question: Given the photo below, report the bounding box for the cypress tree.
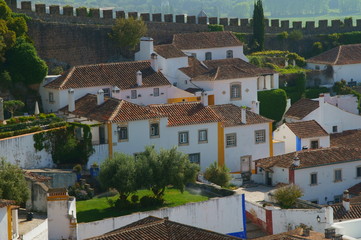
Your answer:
[252,0,265,52]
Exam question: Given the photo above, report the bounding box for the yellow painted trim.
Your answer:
[252,169,256,174]
[167,97,199,104]
[47,196,69,201]
[217,122,225,167]
[107,122,113,158]
[269,122,273,157]
[7,206,11,240]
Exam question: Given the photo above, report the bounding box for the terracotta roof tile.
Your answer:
[154,44,187,59]
[149,102,220,126]
[60,94,165,123]
[209,104,273,127]
[180,57,275,81]
[348,183,361,196]
[331,129,361,148]
[255,228,327,240]
[24,171,52,182]
[87,216,240,240]
[285,99,319,120]
[256,147,361,169]
[0,199,16,208]
[285,120,328,138]
[307,44,361,65]
[331,203,361,220]
[44,61,170,90]
[173,31,243,50]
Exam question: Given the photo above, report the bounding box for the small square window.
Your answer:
[205,52,212,60]
[255,130,266,144]
[188,153,200,164]
[334,169,342,182]
[332,126,338,133]
[131,90,137,99]
[179,131,189,145]
[226,50,233,58]
[49,92,54,103]
[226,133,237,147]
[310,173,317,185]
[118,126,128,141]
[150,123,159,137]
[198,129,207,143]
[357,166,361,177]
[153,88,159,97]
[310,140,319,149]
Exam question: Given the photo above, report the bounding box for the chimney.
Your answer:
[68,88,75,112]
[201,92,208,106]
[241,107,247,124]
[319,93,325,124]
[293,155,300,167]
[97,89,104,105]
[112,86,121,99]
[342,190,350,212]
[0,97,4,121]
[137,37,154,60]
[151,53,159,72]
[325,228,336,239]
[332,234,343,240]
[136,71,143,86]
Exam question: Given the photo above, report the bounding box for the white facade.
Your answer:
[181,46,248,62]
[332,219,361,240]
[158,55,189,86]
[323,93,359,115]
[0,205,18,240]
[308,62,361,84]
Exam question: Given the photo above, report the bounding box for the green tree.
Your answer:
[258,89,287,124]
[204,162,231,187]
[136,146,199,199]
[273,184,303,209]
[252,0,265,52]
[109,17,147,50]
[0,158,29,204]
[99,152,137,200]
[4,99,24,117]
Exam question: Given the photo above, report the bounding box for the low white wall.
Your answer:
[22,219,48,240]
[0,133,53,168]
[246,201,266,222]
[77,194,245,240]
[332,219,361,239]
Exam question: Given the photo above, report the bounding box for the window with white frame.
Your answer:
[226,133,237,147]
[205,52,212,60]
[310,173,317,185]
[49,92,54,103]
[230,83,241,100]
[310,140,319,149]
[153,88,159,97]
[188,153,200,164]
[334,169,342,182]
[198,129,208,143]
[178,131,189,145]
[255,130,266,144]
[357,166,361,178]
[131,90,137,99]
[150,122,159,137]
[226,50,233,58]
[118,125,128,141]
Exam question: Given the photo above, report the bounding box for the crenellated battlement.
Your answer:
[11,1,361,35]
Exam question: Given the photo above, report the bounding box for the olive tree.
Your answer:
[273,184,303,209]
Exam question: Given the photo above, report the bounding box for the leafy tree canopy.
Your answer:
[204,162,231,187]
[0,158,29,204]
[3,99,24,117]
[273,184,303,209]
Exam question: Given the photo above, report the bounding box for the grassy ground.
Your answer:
[76,188,210,223]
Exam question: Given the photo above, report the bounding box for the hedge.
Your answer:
[258,89,287,124]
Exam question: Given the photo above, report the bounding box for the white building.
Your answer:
[307,43,361,85]
[0,200,19,240]
[274,120,330,153]
[255,147,361,205]
[285,94,361,134]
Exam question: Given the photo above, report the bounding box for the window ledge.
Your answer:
[226,145,237,148]
[334,180,342,183]
[178,143,189,146]
[198,140,208,144]
[118,139,129,142]
[150,135,160,139]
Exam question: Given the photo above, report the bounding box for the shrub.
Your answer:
[0,131,14,139]
[277,31,288,40]
[258,89,287,124]
[131,194,139,203]
[140,195,164,208]
[204,162,231,187]
[273,184,303,209]
[208,24,224,32]
[312,42,323,56]
[289,30,303,41]
[305,87,329,98]
[114,198,132,210]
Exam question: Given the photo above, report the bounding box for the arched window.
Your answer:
[226,50,233,58]
[230,83,241,100]
[205,52,212,60]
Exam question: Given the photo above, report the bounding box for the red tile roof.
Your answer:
[285,120,328,138]
[24,171,52,182]
[348,183,361,196]
[172,31,243,50]
[331,129,361,148]
[209,105,273,127]
[307,44,361,65]
[60,94,165,123]
[0,199,16,208]
[285,99,319,120]
[256,147,361,170]
[149,102,220,126]
[254,228,327,240]
[154,44,187,59]
[87,216,240,240]
[180,57,275,81]
[44,61,171,90]
[331,203,361,220]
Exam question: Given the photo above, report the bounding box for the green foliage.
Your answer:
[0,158,29,204]
[277,31,289,40]
[305,87,330,98]
[136,146,199,199]
[208,24,224,32]
[274,184,303,209]
[3,100,24,117]
[281,72,307,103]
[68,180,94,201]
[252,0,265,52]
[204,162,231,187]
[0,0,11,20]
[312,42,323,56]
[109,17,147,50]
[288,30,303,41]
[233,32,247,43]
[248,56,264,67]
[287,52,306,67]
[258,89,287,124]
[99,152,137,200]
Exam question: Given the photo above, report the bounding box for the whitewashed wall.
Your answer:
[273,124,297,153]
[332,219,361,239]
[333,63,361,83]
[22,219,48,240]
[0,133,53,168]
[181,46,247,62]
[0,207,8,240]
[77,194,245,240]
[246,201,266,223]
[158,56,189,85]
[273,140,285,156]
[301,136,330,150]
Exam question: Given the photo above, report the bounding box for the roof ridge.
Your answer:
[59,67,75,89]
[109,100,125,122]
[214,66,221,80]
[333,45,343,65]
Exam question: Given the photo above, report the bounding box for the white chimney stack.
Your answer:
[342,190,350,212]
[319,93,325,124]
[151,53,159,72]
[97,89,104,105]
[0,97,4,121]
[135,37,154,61]
[293,156,300,167]
[112,86,121,99]
[241,107,247,124]
[136,71,143,86]
[201,92,208,106]
[68,88,75,112]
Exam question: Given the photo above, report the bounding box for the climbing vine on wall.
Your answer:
[33,123,94,166]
